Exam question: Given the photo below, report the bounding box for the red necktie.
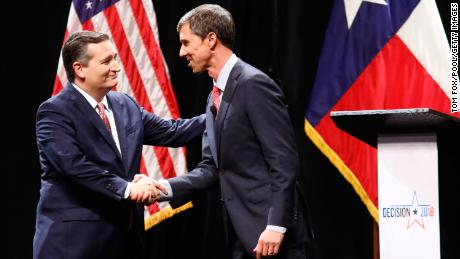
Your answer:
[212,85,221,113]
[96,103,112,132]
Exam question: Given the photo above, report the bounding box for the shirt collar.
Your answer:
[214,53,238,92]
[72,83,110,110]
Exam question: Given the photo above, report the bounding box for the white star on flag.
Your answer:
[344,0,387,28]
[85,0,93,10]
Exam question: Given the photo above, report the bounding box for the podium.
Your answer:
[330,108,460,259]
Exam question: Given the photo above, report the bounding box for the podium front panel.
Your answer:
[378,134,440,259]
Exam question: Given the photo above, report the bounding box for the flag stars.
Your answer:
[85,0,93,9]
[344,0,387,29]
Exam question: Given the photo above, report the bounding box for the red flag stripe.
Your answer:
[52,76,64,96]
[147,202,160,215]
[62,29,70,47]
[139,155,148,175]
[82,19,95,31]
[53,29,70,96]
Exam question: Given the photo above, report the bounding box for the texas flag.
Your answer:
[305,0,455,222]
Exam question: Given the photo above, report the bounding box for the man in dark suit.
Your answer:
[33,31,205,259]
[154,4,311,259]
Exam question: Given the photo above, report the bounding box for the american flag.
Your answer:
[53,0,192,229]
[305,0,454,222]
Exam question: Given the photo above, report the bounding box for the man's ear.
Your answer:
[73,61,85,79]
[207,32,217,50]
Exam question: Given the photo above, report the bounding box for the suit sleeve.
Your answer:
[141,109,206,147]
[167,128,219,208]
[36,102,128,201]
[244,74,298,227]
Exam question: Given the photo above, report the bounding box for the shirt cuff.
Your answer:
[124,182,132,199]
[157,179,173,201]
[266,225,287,234]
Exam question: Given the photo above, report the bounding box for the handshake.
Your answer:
[129,174,168,205]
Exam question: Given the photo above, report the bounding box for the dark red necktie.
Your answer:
[96,103,112,132]
[212,85,221,113]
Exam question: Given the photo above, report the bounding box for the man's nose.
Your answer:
[179,46,186,57]
[111,60,121,72]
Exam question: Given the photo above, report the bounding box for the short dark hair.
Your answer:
[177,4,235,50]
[62,31,110,82]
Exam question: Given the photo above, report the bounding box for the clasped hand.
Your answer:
[129,174,168,205]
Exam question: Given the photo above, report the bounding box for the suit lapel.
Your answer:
[107,93,127,165]
[214,61,243,156]
[68,85,123,162]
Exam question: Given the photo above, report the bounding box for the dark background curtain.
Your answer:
[4,0,454,258]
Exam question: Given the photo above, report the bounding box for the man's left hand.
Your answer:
[253,229,284,258]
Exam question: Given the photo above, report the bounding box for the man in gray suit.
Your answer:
[138,4,311,259]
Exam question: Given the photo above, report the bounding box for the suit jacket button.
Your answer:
[293,208,298,221]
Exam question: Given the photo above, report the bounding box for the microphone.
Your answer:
[210,105,217,117]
